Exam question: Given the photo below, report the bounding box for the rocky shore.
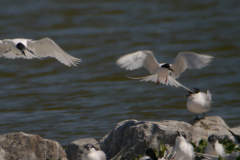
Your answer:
[0,116,239,160]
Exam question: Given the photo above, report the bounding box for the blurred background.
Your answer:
[0,0,239,148]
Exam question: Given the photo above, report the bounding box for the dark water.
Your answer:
[0,0,239,148]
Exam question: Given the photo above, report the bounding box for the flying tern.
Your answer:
[0,37,81,67]
[116,50,213,91]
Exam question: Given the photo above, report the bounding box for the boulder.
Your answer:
[100,116,240,159]
[190,116,233,143]
[0,132,67,160]
[100,119,193,159]
[65,138,100,160]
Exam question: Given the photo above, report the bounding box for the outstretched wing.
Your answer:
[0,41,19,58]
[116,50,160,74]
[27,37,81,67]
[171,52,213,79]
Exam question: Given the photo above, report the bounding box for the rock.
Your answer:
[0,132,67,160]
[190,116,232,143]
[65,138,101,160]
[100,119,193,159]
[100,116,240,159]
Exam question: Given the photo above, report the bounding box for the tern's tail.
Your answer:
[127,74,193,92]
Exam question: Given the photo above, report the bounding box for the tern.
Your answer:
[195,152,240,160]
[184,88,212,119]
[116,50,213,90]
[0,37,81,67]
[228,129,240,144]
[82,144,125,160]
[140,148,173,160]
[204,135,225,157]
[172,131,195,160]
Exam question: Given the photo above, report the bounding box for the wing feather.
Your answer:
[27,37,81,67]
[0,41,16,58]
[116,50,160,74]
[202,90,212,110]
[127,74,192,91]
[171,52,213,79]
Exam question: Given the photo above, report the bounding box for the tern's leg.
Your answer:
[201,113,206,120]
[156,76,159,85]
[194,114,200,120]
[165,76,168,83]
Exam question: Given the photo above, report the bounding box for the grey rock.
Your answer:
[0,132,67,160]
[65,138,100,160]
[100,119,193,159]
[100,116,240,159]
[190,116,231,143]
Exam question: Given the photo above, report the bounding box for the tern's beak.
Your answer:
[169,67,174,72]
[177,131,181,136]
[184,94,190,97]
[212,145,215,151]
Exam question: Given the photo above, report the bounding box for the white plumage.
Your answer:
[0,37,81,67]
[196,151,240,160]
[204,135,225,157]
[172,131,195,160]
[116,50,213,89]
[82,144,125,160]
[82,145,106,160]
[185,88,212,119]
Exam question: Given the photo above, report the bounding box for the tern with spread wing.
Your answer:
[116,50,213,90]
[0,37,81,67]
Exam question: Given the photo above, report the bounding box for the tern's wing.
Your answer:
[202,90,212,110]
[228,129,240,144]
[0,41,20,58]
[96,150,107,160]
[110,147,126,160]
[139,156,151,160]
[171,52,213,79]
[223,151,240,160]
[195,152,218,160]
[27,37,81,67]
[116,50,159,74]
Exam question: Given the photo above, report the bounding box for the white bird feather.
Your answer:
[0,37,81,67]
[116,50,213,91]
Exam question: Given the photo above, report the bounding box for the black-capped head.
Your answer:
[145,148,158,160]
[185,88,200,97]
[208,135,218,147]
[84,144,96,151]
[16,43,26,50]
[161,63,174,71]
[177,131,186,139]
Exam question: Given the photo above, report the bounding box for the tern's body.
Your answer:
[204,135,225,157]
[116,50,213,89]
[82,145,106,160]
[186,89,211,117]
[196,152,240,160]
[0,38,81,66]
[172,131,195,160]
